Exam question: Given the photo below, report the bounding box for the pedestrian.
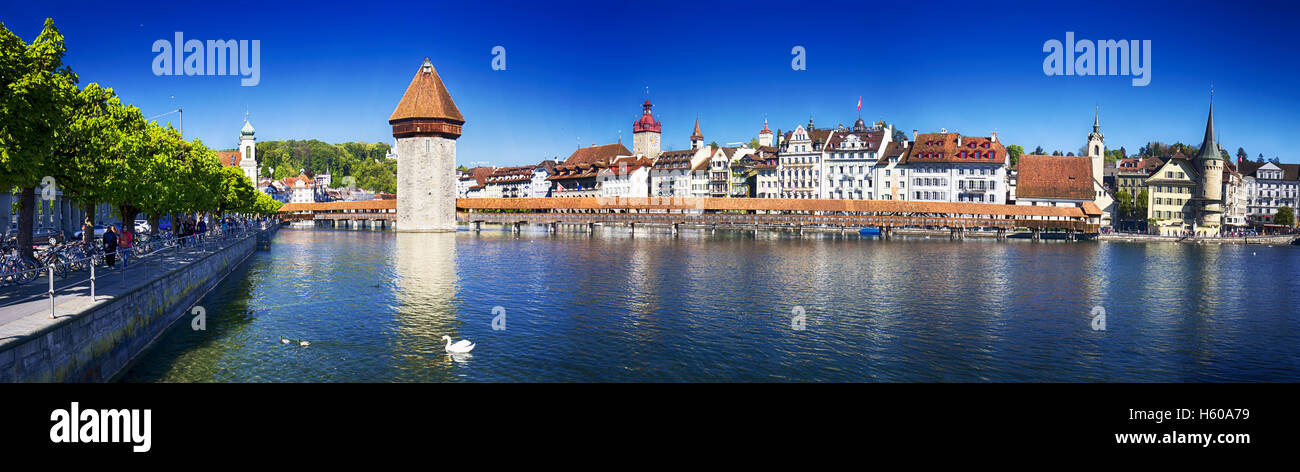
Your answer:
[103,225,118,269]
[118,224,133,268]
[198,218,207,243]
[81,218,94,244]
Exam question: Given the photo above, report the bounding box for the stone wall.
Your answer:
[0,228,272,382]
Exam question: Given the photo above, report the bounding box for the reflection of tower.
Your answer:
[393,232,460,379]
[632,99,661,158]
[390,57,464,232]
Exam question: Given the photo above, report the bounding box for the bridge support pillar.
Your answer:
[512,222,521,233]
[671,223,679,236]
[1032,228,1041,241]
[587,222,595,234]
[473,221,481,232]
[629,222,635,235]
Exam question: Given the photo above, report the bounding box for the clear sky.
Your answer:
[5,0,1298,167]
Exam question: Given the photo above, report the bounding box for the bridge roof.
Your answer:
[279,197,1094,219]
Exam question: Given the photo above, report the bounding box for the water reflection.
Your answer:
[124,228,1300,382]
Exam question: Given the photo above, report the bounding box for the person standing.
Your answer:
[103,225,118,269]
[81,218,94,245]
[118,224,133,268]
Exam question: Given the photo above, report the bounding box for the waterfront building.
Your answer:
[778,119,833,199]
[549,143,631,196]
[457,166,493,198]
[484,165,536,198]
[528,160,557,198]
[283,174,317,204]
[729,153,758,198]
[1143,97,1228,236]
[650,149,709,198]
[709,146,740,197]
[1223,164,1248,230]
[1146,156,1200,235]
[597,156,653,200]
[871,140,911,201]
[821,119,892,200]
[753,146,780,198]
[1239,161,1299,227]
[902,130,1007,204]
[1014,154,1095,208]
[632,100,662,159]
[689,157,711,198]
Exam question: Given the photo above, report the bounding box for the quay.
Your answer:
[0,224,279,382]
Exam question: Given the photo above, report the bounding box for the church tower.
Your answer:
[633,99,662,158]
[239,114,258,182]
[389,57,464,232]
[759,119,773,147]
[1194,93,1224,230]
[690,118,704,150]
[1086,108,1112,218]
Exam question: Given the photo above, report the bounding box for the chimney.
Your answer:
[991,132,998,143]
[957,136,962,147]
[912,129,918,140]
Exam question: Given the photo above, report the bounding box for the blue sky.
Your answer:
[5,0,1298,167]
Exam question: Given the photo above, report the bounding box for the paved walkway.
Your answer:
[0,230,258,346]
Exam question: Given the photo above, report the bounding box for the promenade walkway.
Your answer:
[0,228,258,346]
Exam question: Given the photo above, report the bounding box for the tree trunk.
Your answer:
[147,214,160,236]
[118,205,139,233]
[17,187,35,261]
[0,188,10,240]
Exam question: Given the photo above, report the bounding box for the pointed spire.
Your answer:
[691,117,703,141]
[390,57,465,139]
[1195,90,1221,160]
[1093,105,1100,133]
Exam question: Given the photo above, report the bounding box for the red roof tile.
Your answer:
[1016,155,1094,200]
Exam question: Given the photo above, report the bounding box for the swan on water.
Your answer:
[300,341,310,347]
[441,335,475,353]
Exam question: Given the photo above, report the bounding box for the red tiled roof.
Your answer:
[907,133,1006,164]
[1015,154,1094,200]
[875,141,908,165]
[486,165,535,184]
[218,151,242,167]
[389,58,464,124]
[651,149,698,171]
[563,143,631,166]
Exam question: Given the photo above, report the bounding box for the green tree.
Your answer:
[1275,206,1295,227]
[1006,144,1024,168]
[0,19,79,259]
[748,138,760,149]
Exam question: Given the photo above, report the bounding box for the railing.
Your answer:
[0,224,265,318]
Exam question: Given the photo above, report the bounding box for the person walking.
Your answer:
[118,224,133,268]
[103,225,118,269]
[81,218,94,245]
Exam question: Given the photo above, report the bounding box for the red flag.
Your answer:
[856,96,862,111]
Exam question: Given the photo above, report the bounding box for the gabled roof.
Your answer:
[389,58,464,124]
[907,133,1006,164]
[876,141,908,166]
[217,151,242,167]
[1015,155,1094,201]
[564,143,631,166]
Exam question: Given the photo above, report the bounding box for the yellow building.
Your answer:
[1146,159,1198,235]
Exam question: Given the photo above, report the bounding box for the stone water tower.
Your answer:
[389,57,465,232]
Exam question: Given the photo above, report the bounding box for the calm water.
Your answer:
[122,226,1300,382]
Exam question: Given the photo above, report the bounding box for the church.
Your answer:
[218,113,259,184]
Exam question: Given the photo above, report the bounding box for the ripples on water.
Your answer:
[122,227,1300,382]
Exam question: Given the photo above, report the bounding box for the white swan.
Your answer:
[300,341,310,347]
[441,335,475,353]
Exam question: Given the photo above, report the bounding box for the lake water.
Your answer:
[122,226,1300,382]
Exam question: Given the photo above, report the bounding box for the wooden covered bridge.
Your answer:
[280,197,1101,240]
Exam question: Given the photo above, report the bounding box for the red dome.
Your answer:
[633,100,661,133]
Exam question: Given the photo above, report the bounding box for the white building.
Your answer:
[238,115,258,183]
[1241,161,1299,226]
[597,156,652,200]
[900,131,1008,204]
[528,160,557,198]
[821,119,892,200]
[871,141,910,201]
[778,119,832,199]
[650,149,709,198]
[284,174,316,204]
